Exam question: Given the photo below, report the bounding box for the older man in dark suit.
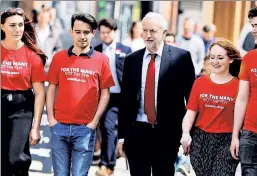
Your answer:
[94,19,131,176]
[118,12,195,176]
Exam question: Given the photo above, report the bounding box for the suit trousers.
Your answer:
[125,122,178,176]
[1,89,34,176]
[99,93,120,170]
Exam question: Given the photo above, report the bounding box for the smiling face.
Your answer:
[209,45,233,75]
[70,19,95,49]
[1,14,24,41]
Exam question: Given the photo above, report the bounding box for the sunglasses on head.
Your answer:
[4,7,24,15]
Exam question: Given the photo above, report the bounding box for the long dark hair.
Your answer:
[209,40,242,78]
[1,8,47,65]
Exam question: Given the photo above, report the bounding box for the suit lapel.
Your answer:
[135,49,145,101]
[157,44,172,97]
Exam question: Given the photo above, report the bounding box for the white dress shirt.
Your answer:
[136,42,164,122]
[103,41,121,93]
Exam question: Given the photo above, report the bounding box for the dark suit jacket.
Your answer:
[94,43,132,86]
[118,44,195,151]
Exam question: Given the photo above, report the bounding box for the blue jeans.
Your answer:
[50,122,96,176]
[239,130,257,176]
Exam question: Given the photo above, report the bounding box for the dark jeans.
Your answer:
[50,123,96,176]
[99,93,119,170]
[1,89,34,176]
[239,130,257,176]
[125,122,177,176]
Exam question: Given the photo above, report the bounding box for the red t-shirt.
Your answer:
[47,50,115,124]
[187,75,239,133]
[239,50,257,133]
[1,44,46,90]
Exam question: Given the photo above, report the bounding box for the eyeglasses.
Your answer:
[4,8,24,15]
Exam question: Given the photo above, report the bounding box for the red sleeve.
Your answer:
[47,54,59,85]
[100,57,115,89]
[186,79,199,112]
[31,52,46,82]
[238,57,249,81]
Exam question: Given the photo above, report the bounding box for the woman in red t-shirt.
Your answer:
[1,8,46,175]
[180,40,241,176]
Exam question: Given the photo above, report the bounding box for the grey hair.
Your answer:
[184,17,195,25]
[142,12,168,31]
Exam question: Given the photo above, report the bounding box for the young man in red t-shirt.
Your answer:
[46,13,114,176]
[231,7,257,176]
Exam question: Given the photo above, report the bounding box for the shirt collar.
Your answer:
[144,41,164,59]
[67,45,94,58]
[103,41,116,51]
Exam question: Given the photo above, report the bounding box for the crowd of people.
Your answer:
[1,5,257,176]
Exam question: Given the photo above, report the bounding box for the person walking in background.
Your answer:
[34,8,62,72]
[176,18,205,76]
[199,55,212,76]
[230,7,257,176]
[201,24,216,53]
[238,23,256,57]
[94,18,132,176]
[194,22,203,37]
[122,21,145,52]
[1,7,46,176]
[49,7,64,31]
[164,32,176,46]
[181,40,241,176]
[118,12,195,176]
[46,13,115,176]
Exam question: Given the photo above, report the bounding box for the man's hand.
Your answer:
[180,133,192,155]
[86,121,98,130]
[29,128,40,146]
[48,117,58,127]
[118,142,126,157]
[230,137,239,160]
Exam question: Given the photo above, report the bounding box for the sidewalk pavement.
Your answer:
[29,157,241,176]
[29,157,130,176]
